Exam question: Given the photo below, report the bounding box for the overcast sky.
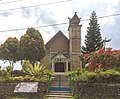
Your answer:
[0,0,120,69]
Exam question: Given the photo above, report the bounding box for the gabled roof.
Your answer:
[46,30,69,48]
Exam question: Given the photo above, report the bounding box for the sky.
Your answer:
[0,0,120,69]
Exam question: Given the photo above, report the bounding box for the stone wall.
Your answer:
[0,82,47,99]
[73,82,120,99]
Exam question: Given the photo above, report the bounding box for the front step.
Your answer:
[46,91,73,99]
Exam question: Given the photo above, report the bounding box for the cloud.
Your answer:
[34,7,59,31]
[102,20,120,49]
[115,0,120,12]
[0,11,13,17]
[101,0,120,49]
[20,7,32,19]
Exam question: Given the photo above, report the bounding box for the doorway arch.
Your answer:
[55,62,64,72]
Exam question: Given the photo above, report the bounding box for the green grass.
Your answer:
[10,98,28,99]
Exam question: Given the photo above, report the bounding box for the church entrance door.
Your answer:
[55,62,64,72]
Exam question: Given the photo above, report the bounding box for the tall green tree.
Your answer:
[82,11,103,54]
[0,37,19,70]
[18,27,46,66]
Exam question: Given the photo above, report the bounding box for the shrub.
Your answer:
[12,70,25,77]
[1,70,11,81]
[23,75,35,81]
[82,48,120,71]
[23,75,32,81]
[86,72,97,82]
[0,77,4,82]
[77,73,88,82]
[12,76,24,82]
[67,68,120,83]
[100,69,120,83]
[21,60,46,80]
[44,70,53,76]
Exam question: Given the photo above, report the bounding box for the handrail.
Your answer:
[47,75,51,91]
[70,75,73,92]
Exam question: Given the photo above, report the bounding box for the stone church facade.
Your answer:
[42,12,82,72]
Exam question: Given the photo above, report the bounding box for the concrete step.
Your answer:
[46,97,72,99]
[46,91,73,99]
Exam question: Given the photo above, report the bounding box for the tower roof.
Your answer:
[69,12,80,25]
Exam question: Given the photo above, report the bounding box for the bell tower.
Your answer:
[68,12,82,70]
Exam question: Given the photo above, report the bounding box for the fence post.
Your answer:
[48,75,51,91]
[59,75,61,88]
[70,75,73,92]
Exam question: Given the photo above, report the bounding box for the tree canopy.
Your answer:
[82,11,103,54]
[18,27,46,66]
[0,37,19,69]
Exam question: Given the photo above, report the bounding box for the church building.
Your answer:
[43,12,82,72]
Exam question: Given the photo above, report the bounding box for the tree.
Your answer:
[18,27,46,66]
[82,11,103,54]
[0,37,19,70]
